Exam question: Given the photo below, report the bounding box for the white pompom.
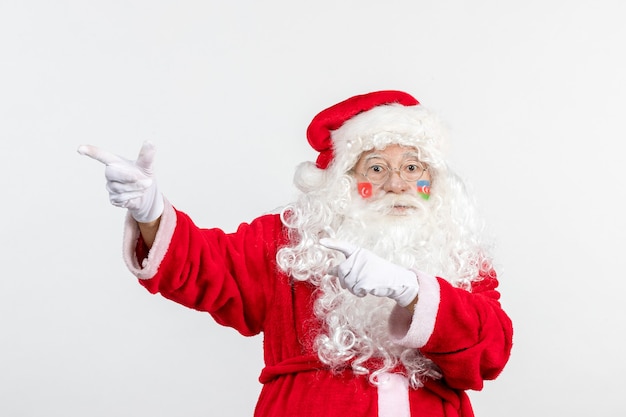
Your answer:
[293,161,326,192]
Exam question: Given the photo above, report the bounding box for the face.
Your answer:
[351,144,431,215]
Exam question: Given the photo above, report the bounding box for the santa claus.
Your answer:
[79,90,513,417]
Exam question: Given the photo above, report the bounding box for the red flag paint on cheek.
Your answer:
[357,182,373,199]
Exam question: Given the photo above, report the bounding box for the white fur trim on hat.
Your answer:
[329,103,449,174]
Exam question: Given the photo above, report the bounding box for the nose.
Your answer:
[382,170,410,194]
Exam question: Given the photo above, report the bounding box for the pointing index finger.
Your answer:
[77,145,124,166]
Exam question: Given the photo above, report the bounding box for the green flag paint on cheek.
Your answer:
[417,180,431,200]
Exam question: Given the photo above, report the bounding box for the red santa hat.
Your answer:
[306,90,446,170]
[295,90,448,191]
[307,90,419,169]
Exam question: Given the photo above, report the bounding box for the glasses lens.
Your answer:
[400,162,426,182]
[363,162,427,184]
[365,165,388,184]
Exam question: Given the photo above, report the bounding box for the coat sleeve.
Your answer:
[122,200,286,337]
[389,270,513,391]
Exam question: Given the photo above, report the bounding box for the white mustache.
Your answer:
[366,194,423,213]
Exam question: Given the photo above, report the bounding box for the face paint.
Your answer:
[417,180,431,200]
[357,182,373,199]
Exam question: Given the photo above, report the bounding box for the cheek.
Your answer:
[417,180,431,200]
[357,182,373,199]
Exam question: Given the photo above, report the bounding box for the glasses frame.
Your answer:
[358,161,428,186]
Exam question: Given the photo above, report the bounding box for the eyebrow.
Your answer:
[363,151,421,162]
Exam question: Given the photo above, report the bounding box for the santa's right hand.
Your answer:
[78,141,164,223]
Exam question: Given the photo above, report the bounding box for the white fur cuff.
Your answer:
[388,270,440,348]
[122,198,177,280]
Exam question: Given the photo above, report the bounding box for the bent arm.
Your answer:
[389,272,513,391]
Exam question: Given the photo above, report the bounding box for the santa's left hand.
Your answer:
[319,238,419,307]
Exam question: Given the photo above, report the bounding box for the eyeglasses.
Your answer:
[359,161,428,185]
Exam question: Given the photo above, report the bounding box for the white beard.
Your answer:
[313,192,445,381]
[334,191,446,274]
[278,168,485,384]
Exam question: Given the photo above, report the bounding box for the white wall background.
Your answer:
[1,1,624,416]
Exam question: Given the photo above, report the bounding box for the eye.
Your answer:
[369,164,386,173]
[404,163,422,173]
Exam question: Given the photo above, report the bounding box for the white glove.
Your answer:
[78,141,164,223]
[320,238,419,307]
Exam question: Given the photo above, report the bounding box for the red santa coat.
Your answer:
[122,201,513,417]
